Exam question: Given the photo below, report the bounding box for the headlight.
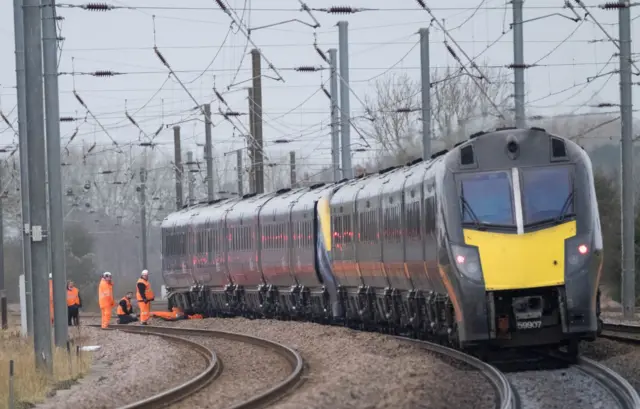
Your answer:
[450,243,483,282]
[565,233,592,274]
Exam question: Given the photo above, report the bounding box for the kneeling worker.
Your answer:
[117,292,138,324]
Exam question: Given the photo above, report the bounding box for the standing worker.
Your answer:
[136,270,154,325]
[116,292,138,324]
[98,272,114,329]
[49,273,54,324]
[66,281,82,326]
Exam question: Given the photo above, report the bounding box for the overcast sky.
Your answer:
[0,0,637,185]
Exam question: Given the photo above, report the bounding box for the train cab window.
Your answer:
[460,171,515,227]
[521,166,573,226]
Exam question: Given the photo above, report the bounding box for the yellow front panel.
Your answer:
[463,221,576,290]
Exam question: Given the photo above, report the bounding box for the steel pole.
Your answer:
[251,50,264,194]
[140,168,147,270]
[338,21,353,179]
[173,126,183,210]
[204,104,214,201]
[512,0,526,128]
[42,0,67,347]
[290,151,297,188]
[419,28,431,159]
[23,0,53,372]
[13,0,34,337]
[619,0,635,318]
[236,150,243,196]
[328,48,341,181]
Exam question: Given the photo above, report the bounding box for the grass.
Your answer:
[0,325,93,409]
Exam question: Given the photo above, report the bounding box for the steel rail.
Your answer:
[394,336,519,409]
[106,324,305,409]
[546,349,640,409]
[601,323,640,344]
[575,357,640,409]
[87,324,222,409]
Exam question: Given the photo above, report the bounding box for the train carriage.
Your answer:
[161,126,603,355]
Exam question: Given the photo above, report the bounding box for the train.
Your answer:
[160,127,604,357]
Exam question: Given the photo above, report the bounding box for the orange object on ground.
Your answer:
[151,307,203,321]
[98,277,114,328]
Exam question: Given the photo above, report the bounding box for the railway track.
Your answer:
[496,349,640,409]
[90,324,304,409]
[601,323,640,344]
[393,336,519,409]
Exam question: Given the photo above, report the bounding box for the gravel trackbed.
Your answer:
[33,326,206,409]
[156,318,497,409]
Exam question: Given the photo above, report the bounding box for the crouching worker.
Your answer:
[117,292,138,324]
[151,307,204,321]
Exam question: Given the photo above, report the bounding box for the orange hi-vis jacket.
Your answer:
[136,278,154,302]
[98,279,114,309]
[116,297,132,315]
[67,287,80,307]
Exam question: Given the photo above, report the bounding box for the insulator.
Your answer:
[60,116,75,122]
[73,92,86,107]
[125,113,138,126]
[93,70,118,77]
[85,202,91,208]
[601,2,624,9]
[315,47,328,63]
[112,181,123,185]
[101,170,114,174]
[214,0,227,12]
[273,139,291,144]
[325,6,359,14]
[68,129,78,143]
[396,108,413,113]
[153,124,163,136]
[84,182,91,190]
[214,90,226,104]
[415,0,427,9]
[322,86,331,99]
[597,103,615,107]
[87,142,96,153]
[82,3,114,11]
[295,66,319,72]
[225,111,241,116]
[139,142,154,147]
[153,47,169,68]
[445,44,458,59]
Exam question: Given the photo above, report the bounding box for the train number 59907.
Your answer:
[516,320,542,330]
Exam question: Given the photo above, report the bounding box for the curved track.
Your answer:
[93,324,304,409]
[500,349,640,409]
[88,324,222,409]
[394,336,519,409]
[574,356,640,409]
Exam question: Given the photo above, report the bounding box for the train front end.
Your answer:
[441,128,602,350]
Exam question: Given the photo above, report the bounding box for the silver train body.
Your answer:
[161,127,603,350]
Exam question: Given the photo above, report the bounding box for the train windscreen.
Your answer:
[460,171,515,226]
[521,166,573,226]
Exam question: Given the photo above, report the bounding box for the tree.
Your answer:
[362,63,512,170]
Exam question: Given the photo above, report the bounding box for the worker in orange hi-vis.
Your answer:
[136,270,154,325]
[49,273,53,324]
[98,272,115,329]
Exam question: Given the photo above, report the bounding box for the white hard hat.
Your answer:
[141,269,149,276]
[103,271,112,277]
[49,273,52,279]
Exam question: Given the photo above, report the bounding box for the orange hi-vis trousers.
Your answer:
[101,308,112,329]
[139,301,151,323]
